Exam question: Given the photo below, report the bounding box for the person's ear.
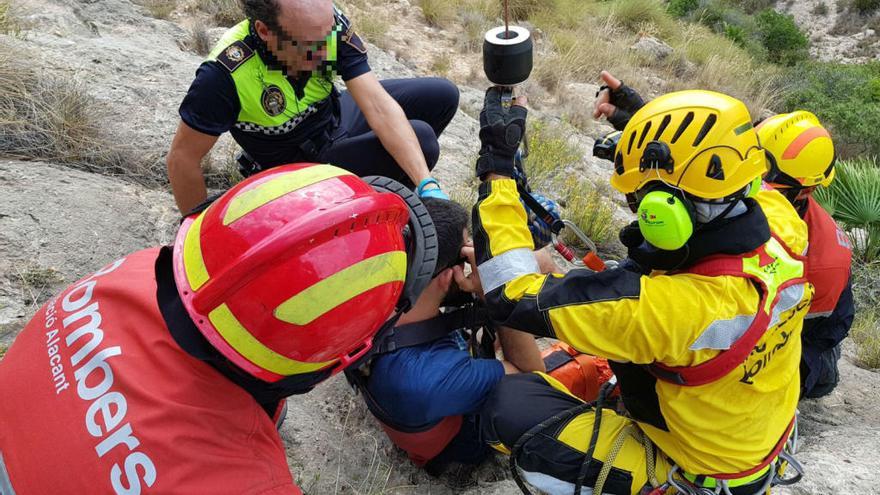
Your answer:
[254,20,271,42]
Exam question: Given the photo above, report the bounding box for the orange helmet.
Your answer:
[172,164,437,383]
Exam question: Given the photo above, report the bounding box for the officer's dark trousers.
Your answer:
[318,77,459,188]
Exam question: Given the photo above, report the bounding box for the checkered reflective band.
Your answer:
[235,105,319,135]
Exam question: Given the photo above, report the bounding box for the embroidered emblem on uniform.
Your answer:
[226,45,245,63]
[342,29,367,54]
[261,85,286,117]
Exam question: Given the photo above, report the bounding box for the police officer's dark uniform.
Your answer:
[178,8,459,185]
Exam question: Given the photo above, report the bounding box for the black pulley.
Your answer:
[483,25,533,86]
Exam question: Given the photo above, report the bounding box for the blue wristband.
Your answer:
[417,177,449,200]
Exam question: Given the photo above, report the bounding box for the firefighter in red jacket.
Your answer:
[758,111,855,398]
[0,164,438,494]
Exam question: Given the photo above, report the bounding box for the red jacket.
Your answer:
[803,196,852,318]
[0,248,300,495]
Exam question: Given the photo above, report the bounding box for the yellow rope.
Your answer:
[594,424,635,494]
[636,427,660,488]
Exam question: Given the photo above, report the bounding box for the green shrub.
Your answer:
[755,9,808,65]
[813,157,880,262]
[853,0,880,14]
[784,62,880,157]
[667,0,699,18]
[523,120,581,184]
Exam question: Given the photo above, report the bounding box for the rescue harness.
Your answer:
[344,299,495,466]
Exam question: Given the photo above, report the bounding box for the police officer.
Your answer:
[168,0,459,213]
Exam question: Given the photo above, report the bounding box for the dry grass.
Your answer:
[0,47,166,186]
[355,12,390,49]
[852,309,880,370]
[416,0,455,27]
[524,121,622,249]
[9,264,63,307]
[184,20,212,56]
[195,0,241,27]
[0,0,23,37]
[559,177,618,247]
[430,52,452,77]
[851,261,880,370]
[0,344,6,361]
[138,0,177,20]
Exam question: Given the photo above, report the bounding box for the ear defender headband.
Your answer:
[363,176,438,313]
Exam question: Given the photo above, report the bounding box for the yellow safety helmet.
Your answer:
[756,111,835,188]
[610,91,765,251]
[611,90,765,200]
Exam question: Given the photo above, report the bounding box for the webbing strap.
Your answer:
[373,304,488,355]
[649,234,808,386]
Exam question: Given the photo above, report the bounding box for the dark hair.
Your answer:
[240,0,281,31]
[422,197,469,277]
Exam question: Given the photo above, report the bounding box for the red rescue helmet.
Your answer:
[172,164,437,383]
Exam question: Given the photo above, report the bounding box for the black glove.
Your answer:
[618,220,644,248]
[598,82,646,131]
[476,87,527,179]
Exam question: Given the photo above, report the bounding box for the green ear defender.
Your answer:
[746,175,762,199]
[637,189,695,251]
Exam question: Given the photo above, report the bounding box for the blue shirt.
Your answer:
[366,330,505,429]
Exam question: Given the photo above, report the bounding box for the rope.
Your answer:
[509,401,597,495]
[594,423,635,494]
[573,379,616,494]
[638,428,660,489]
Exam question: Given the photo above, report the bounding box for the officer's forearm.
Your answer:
[167,121,217,215]
[366,100,431,185]
[167,151,208,215]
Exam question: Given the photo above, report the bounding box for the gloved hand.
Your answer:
[619,220,688,272]
[523,193,560,248]
[416,177,450,200]
[593,71,646,131]
[476,87,528,179]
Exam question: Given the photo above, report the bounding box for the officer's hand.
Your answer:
[417,177,450,200]
[593,71,646,131]
[476,87,528,180]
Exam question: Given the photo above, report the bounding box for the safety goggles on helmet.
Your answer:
[173,164,437,383]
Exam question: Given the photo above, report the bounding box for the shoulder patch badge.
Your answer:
[261,85,286,117]
[217,40,254,72]
[342,29,367,54]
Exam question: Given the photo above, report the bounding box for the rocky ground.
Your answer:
[1,0,879,493]
[778,0,880,63]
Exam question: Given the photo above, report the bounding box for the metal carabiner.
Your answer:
[551,220,616,272]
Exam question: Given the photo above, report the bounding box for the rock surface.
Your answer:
[1,0,879,494]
